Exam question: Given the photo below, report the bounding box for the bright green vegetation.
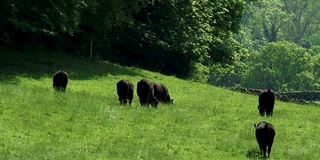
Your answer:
[1,51,320,159]
[212,0,320,91]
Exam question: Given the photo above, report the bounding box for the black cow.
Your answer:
[53,70,68,92]
[137,79,158,107]
[254,121,276,158]
[152,83,173,104]
[116,80,134,105]
[258,89,276,116]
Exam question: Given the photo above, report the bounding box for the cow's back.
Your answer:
[137,79,151,98]
[117,80,130,95]
[255,121,276,157]
[137,79,158,107]
[259,89,275,106]
[137,79,151,105]
[117,80,134,105]
[53,70,68,91]
[258,89,275,116]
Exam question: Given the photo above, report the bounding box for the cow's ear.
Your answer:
[254,123,257,128]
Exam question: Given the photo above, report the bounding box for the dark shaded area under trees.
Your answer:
[0,0,252,80]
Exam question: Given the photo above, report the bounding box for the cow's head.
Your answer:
[150,96,159,108]
[165,95,174,104]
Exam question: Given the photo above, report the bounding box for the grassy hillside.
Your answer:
[1,50,320,159]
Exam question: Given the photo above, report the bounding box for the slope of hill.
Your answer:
[0,50,319,159]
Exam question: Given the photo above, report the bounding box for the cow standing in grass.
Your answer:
[116,80,134,105]
[258,89,276,116]
[53,70,68,92]
[137,79,158,107]
[254,121,276,158]
[152,83,173,104]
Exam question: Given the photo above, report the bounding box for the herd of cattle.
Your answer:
[52,70,276,158]
[117,79,174,107]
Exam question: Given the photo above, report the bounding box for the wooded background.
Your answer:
[1,0,320,91]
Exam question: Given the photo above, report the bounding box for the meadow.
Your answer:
[0,50,320,159]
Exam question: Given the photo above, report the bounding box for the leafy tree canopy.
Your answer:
[0,0,251,80]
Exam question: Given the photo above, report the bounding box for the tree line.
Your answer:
[0,0,255,80]
[2,0,317,91]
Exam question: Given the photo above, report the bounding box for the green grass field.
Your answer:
[1,50,320,159]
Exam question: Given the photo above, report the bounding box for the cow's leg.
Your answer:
[128,93,133,106]
[262,146,267,157]
[267,145,272,157]
[266,107,273,117]
[120,98,123,105]
[140,99,146,106]
[129,98,132,106]
[259,145,263,155]
[258,105,265,116]
[119,94,124,105]
[268,136,274,157]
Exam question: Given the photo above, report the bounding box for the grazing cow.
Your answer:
[152,83,173,104]
[116,80,134,105]
[258,89,276,116]
[53,70,68,92]
[137,79,158,107]
[254,121,276,158]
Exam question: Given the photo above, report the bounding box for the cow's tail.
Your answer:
[126,82,130,99]
[267,89,271,93]
[60,71,64,83]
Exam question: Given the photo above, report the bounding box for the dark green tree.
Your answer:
[0,0,252,81]
[0,0,85,49]
[108,0,249,79]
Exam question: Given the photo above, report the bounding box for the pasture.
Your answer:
[0,50,320,159]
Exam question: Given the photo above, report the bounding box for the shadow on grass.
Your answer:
[0,49,146,83]
[246,150,269,159]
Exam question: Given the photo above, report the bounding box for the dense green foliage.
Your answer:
[239,0,320,48]
[0,0,252,79]
[210,0,320,91]
[243,41,314,90]
[1,50,320,159]
[210,41,320,91]
[2,0,320,90]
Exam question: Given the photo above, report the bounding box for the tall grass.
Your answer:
[0,50,320,159]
